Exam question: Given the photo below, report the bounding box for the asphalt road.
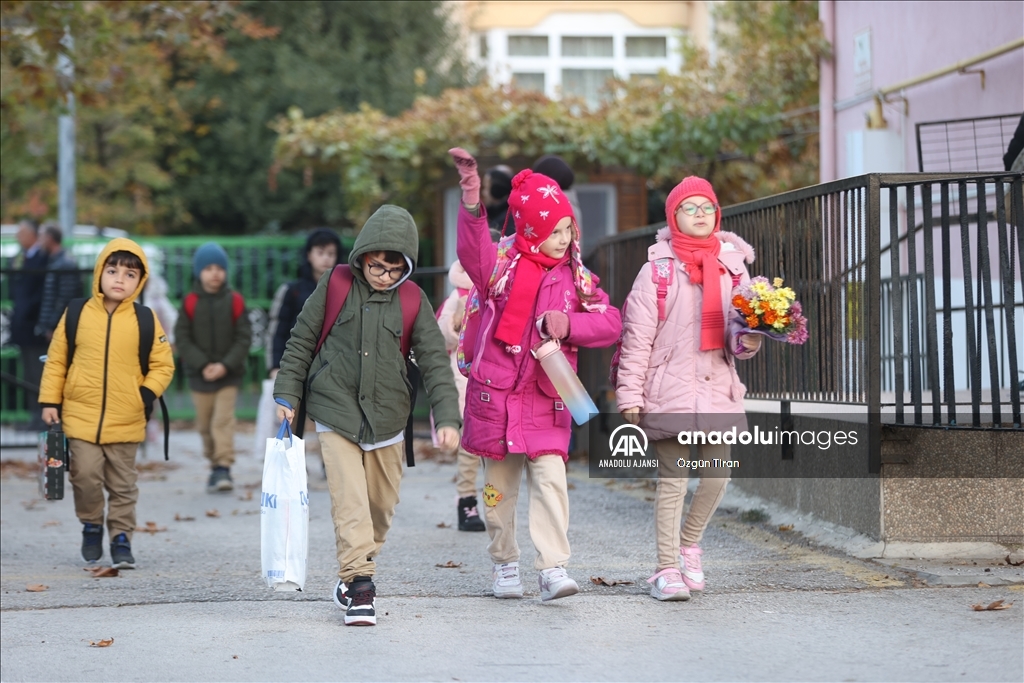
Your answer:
[1,428,1021,682]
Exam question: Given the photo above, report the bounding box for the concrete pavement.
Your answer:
[1,426,1021,682]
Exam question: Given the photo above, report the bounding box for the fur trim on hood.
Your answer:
[656,226,755,264]
[448,260,473,290]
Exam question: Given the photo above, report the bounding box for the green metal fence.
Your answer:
[1,234,444,424]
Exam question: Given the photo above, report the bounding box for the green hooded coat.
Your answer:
[174,281,252,393]
[274,205,461,445]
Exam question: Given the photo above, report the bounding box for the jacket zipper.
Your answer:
[95,309,113,443]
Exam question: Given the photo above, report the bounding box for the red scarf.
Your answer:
[670,230,725,351]
[494,237,568,348]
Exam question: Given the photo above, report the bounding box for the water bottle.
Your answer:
[531,338,599,425]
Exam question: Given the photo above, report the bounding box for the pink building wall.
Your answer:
[820,0,1024,181]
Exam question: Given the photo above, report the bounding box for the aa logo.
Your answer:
[608,423,648,458]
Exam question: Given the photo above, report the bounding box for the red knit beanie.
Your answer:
[665,176,720,234]
[506,169,576,250]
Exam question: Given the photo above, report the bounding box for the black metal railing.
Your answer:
[916,113,1022,173]
[582,172,1024,440]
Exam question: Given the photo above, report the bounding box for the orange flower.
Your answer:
[745,314,759,328]
[763,310,778,325]
[732,295,747,308]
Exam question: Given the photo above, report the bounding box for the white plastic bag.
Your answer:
[253,379,278,458]
[261,419,308,591]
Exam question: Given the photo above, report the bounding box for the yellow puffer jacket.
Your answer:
[39,238,175,444]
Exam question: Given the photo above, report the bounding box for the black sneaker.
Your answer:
[207,467,233,493]
[344,576,376,626]
[110,533,135,569]
[332,579,351,610]
[82,523,104,563]
[457,496,486,532]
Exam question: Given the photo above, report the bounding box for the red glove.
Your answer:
[542,311,571,340]
[448,147,480,207]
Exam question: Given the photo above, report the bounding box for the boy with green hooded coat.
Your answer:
[274,204,461,626]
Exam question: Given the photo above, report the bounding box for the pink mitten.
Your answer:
[542,311,571,340]
[448,147,480,206]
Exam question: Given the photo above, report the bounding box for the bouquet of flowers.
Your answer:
[729,276,809,347]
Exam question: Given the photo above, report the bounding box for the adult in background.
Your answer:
[10,219,49,430]
[35,223,83,343]
[482,167,513,233]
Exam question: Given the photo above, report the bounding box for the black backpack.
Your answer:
[64,298,170,460]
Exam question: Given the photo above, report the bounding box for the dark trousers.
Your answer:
[19,345,46,429]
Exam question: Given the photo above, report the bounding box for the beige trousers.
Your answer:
[68,439,141,540]
[455,448,481,498]
[192,386,239,468]
[483,454,570,570]
[654,439,731,570]
[319,430,404,582]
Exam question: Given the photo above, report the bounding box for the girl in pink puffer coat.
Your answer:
[615,176,762,603]
[449,148,622,602]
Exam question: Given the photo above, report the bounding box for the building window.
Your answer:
[561,69,614,107]
[511,72,545,93]
[478,34,488,60]
[625,36,668,58]
[508,35,548,57]
[561,36,614,58]
[629,72,659,83]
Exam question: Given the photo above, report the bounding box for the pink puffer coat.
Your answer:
[457,205,622,460]
[615,227,758,438]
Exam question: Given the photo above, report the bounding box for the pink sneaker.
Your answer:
[647,568,691,601]
[679,543,706,591]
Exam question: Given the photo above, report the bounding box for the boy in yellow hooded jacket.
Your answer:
[39,238,175,568]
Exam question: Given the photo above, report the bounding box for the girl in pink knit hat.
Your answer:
[614,176,762,602]
[449,148,622,601]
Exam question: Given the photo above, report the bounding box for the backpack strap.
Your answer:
[231,291,245,323]
[134,302,170,461]
[63,298,88,371]
[314,264,355,358]
[651,258,674,322]
[183,292,198,321]
[397,282,420,358]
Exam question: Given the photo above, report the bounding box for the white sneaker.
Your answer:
[538,566,579,601]
[492,562,524,599]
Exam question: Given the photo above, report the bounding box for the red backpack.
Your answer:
[300,264,422,466]
[183,290,246,322]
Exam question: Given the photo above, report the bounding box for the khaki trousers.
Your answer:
[68,439,140,540]
[191,386,238,468]
[483,454,570,570]
[319,430,404,582]
[654,439,731,570]
[455,448,481,498]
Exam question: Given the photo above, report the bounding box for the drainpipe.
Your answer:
[818,0,836,182]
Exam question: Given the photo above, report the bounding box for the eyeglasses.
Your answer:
[678,202,718,216]
[367,263,406,279]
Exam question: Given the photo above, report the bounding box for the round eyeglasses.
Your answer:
[367,263,406,279]
[678,202,718,216]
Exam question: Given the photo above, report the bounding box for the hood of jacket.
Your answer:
[299,228,344,280]
[448,260,473,290]
[349,205,418,289]
[92,238,151,304]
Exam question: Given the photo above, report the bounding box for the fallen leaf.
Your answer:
[84,566,119,578]
[135,521,167,534]
[435,560,463,568]
[232,655,239,660]
[231,510,239,516]
[590,576,634,587]
[89,638,114,648]
[174,513,195,522]
[436,522,451,528]
[971,600,1014,611]
[1,460,38,479]
[978,582,991,588]
[1007,553,1024,567]
[21,499,39,510]
[566,482,576,490]
[206,509,220,518]
[42,520,61,527]
[778,524,794,532]
[238,490,253,501]
[25,584,48,592]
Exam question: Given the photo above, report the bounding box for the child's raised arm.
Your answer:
[450,148,496,291]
